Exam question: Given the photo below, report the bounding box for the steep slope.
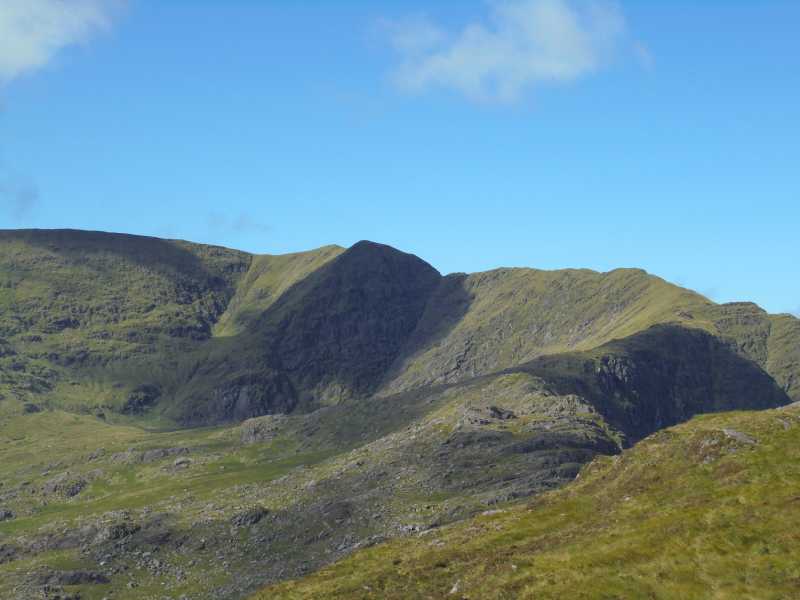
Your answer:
[213,244,345,337]
[766,313,800,399]
[259,402,800,600]
[171,241,443,423]
[0,229,250,344]
[515,323,789,442]
[0,229,251,415]
[381,267,715,393]
[382,268,800,404]
[697,302,800,401]
[1,229,797,598]
[0,231,360,423]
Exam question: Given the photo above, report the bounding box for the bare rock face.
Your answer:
[122,384,161,415]
[240,414,289,445]
[230,506,269,528]
[211,373,298,422]
[523,324,791,444]
[140,447,189,464]
[37,569,110,586]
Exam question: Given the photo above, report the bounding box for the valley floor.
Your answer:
[3,401,800,599]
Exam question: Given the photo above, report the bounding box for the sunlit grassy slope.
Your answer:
[259,403,800,600]
[383,269,800,403]
[213,244,344,337]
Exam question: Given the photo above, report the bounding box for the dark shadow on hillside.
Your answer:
[511,323,791,444]
[379,273,475,392]
[171,241,447,424]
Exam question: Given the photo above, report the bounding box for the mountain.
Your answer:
[0,228,797,599]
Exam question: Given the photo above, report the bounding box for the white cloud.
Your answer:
[0,0,123,84]
[387,0,627,103]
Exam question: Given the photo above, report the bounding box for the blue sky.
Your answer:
[0,1,798,315]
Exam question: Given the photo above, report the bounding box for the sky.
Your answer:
[0,0,798,315]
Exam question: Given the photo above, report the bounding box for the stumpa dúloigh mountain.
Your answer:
[0,228,797,599]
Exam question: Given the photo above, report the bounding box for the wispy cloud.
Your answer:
[0,169,39,221]
[207,213,270,237]
[633,41,655,71]
[385,0,628,103]
[0,0,124,84]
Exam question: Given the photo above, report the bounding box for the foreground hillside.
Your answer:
[0,325,792,598]
[260,402,800,600]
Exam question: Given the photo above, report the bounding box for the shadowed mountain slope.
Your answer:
[171,240,443,423]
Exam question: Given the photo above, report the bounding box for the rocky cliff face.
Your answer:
[259,240,442,404]
[171,241,443,423]
[520,324,790,443]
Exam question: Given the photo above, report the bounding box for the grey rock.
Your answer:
[489,406,517,420]
[722,428,758,445]
[42,472,87,498]
[231,506,269,528]
[141,447,189,464]
[240,414,288,445]
[38,569,110,585]
[122,384,161,415]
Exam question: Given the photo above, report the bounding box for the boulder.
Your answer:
[42,473,87,498]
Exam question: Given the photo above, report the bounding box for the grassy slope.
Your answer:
[0,407,337,599]
[0,360,618,599]
[384,268,714,392]
[0,229,251,418]
[260,403,800,600]
[0,322,790,599]
[214,245,344,337]
[0,231,348,424]
[384,268,800,403]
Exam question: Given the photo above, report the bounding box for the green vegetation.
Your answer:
[0,229,798,599]
[260,403,800,600]
[214,245,344,337]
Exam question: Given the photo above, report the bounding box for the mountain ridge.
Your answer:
[0,227,797,426]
